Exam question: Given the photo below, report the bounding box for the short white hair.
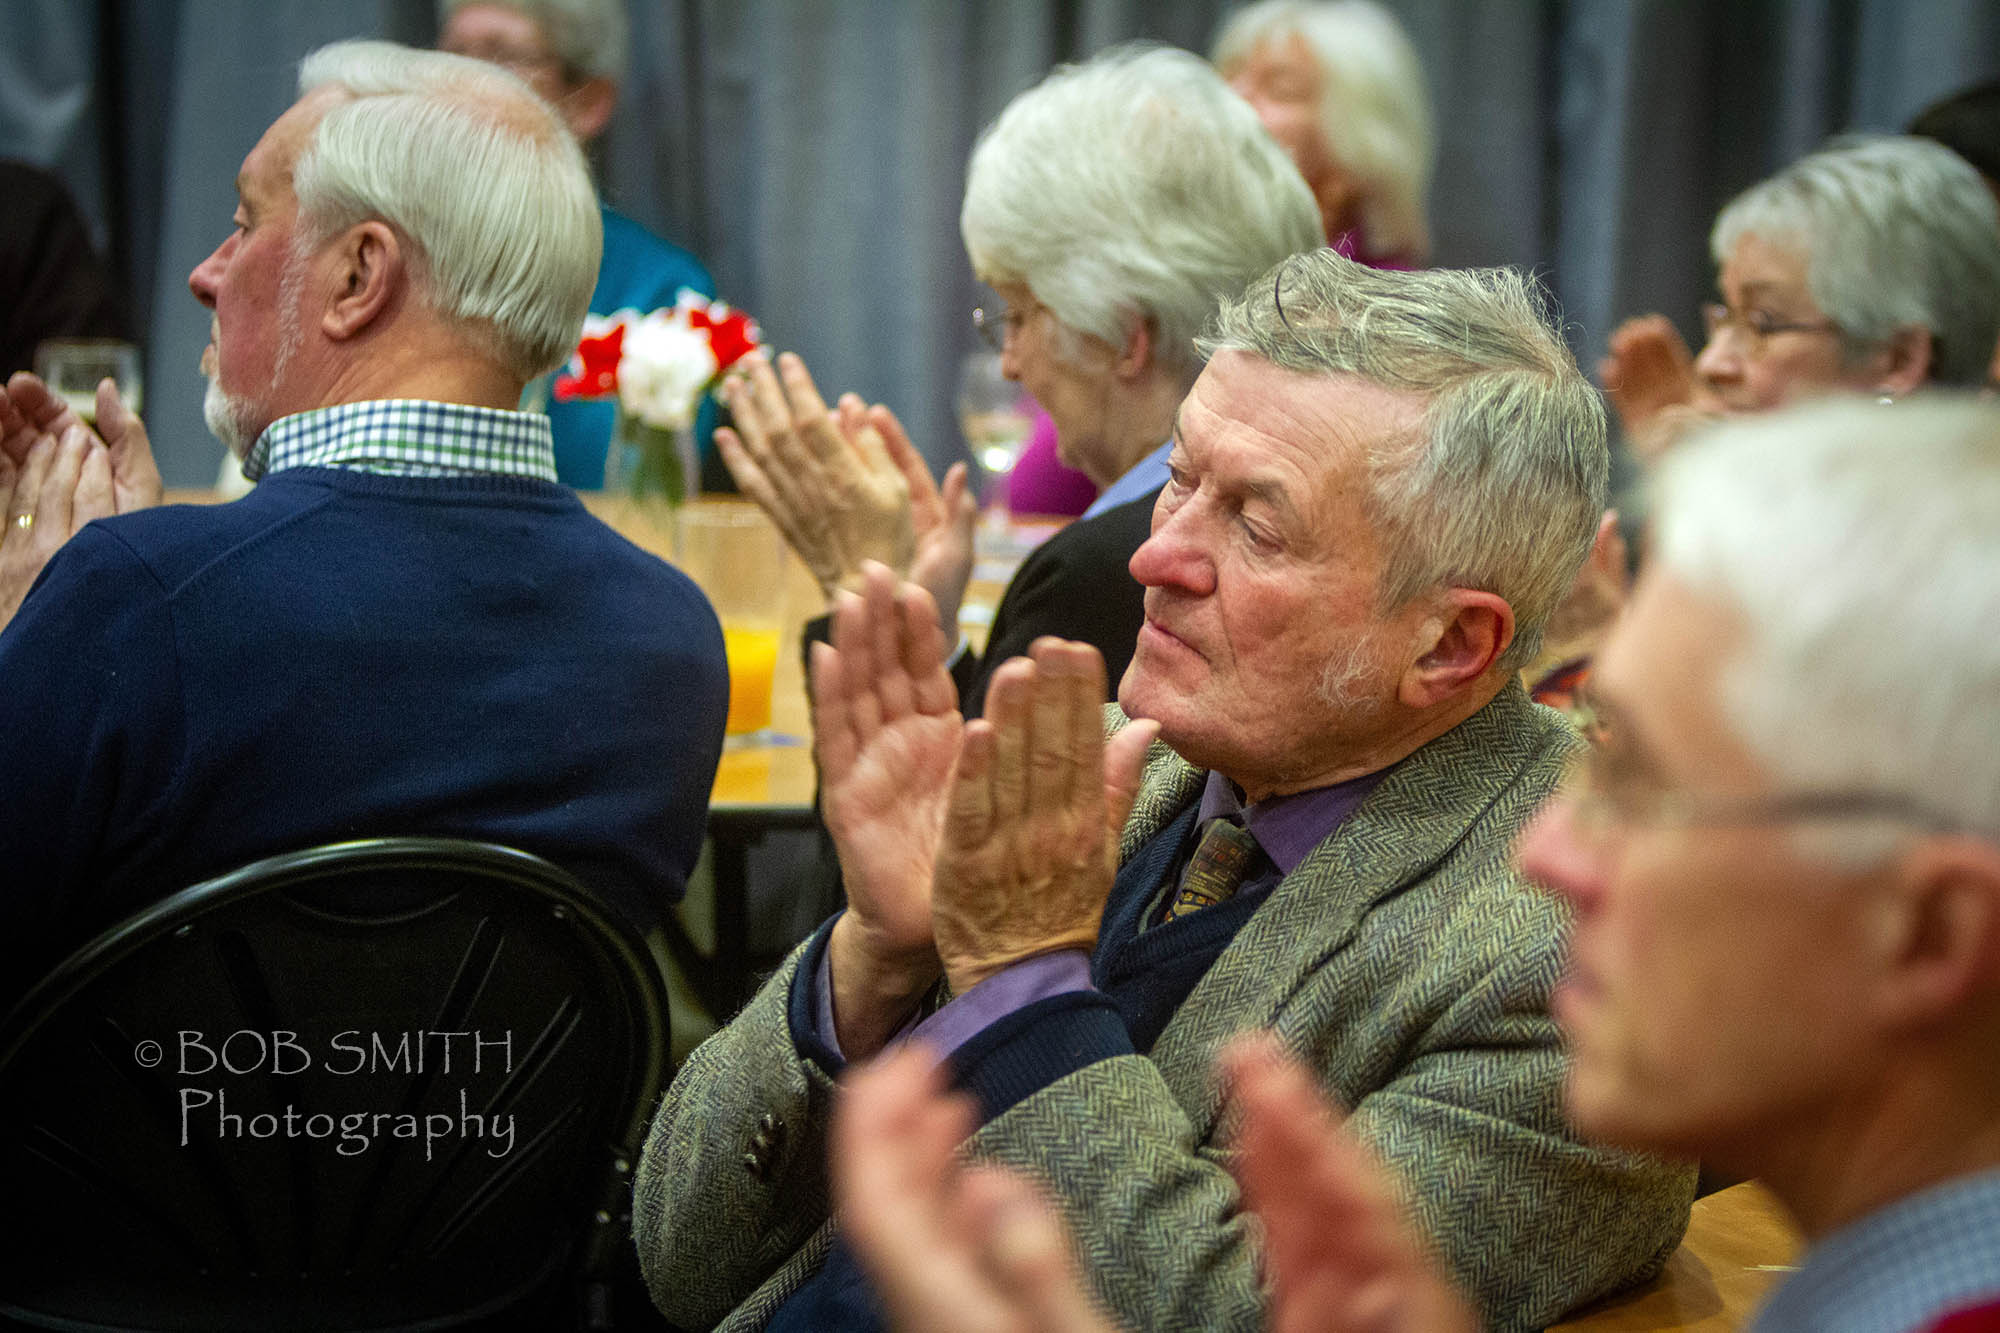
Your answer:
[295,40,601,381]
[437,0,628,84]
[1711,134,2000,389]
[960,43,1322,382]
[1198,252,1608,674]
[1212,0,1434,260]
[1652,396,2000,847]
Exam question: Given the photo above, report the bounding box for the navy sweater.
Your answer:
[0,467,729,1002]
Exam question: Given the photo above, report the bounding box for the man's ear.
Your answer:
[559,76,617,143]
[1397,589,1514,709]
[321,221,405,343]
[1872,326,1934,398]
[1867,835,2000,1028]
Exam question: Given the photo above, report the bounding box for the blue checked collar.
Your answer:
[1753,1168,2000,1333]
[243,399,559,484]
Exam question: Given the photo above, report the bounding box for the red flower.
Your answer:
[688,305,761,373]
[553,322,626,401]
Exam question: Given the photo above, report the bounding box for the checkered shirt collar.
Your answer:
[243,399,559,484]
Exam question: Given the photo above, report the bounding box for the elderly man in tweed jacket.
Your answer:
[633,253,1694,1332]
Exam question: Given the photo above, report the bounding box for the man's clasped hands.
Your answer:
[808,560,1158,1059]
[0,372,160,625]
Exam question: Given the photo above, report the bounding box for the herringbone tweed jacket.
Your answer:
[633,683,1694,1332]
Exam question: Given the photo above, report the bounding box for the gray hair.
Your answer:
[295,40,601,381]
[1650,396,2000,852]
[960,43,1321,382]
[1212,0,1434,260]
[1711,134,2000,389]
[1199,252,1608,674]
[437,0,628,84]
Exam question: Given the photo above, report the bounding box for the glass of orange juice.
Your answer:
[680,506,787,744]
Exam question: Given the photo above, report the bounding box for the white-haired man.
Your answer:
[437,0,714,486]
[634,252,1694,1331]
[835,395,2000,1333]
[0,41,728,1004]
[715,44,1322,717]
[1212,0,1434,263]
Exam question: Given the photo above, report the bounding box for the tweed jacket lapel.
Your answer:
[1106,684,1565,1135]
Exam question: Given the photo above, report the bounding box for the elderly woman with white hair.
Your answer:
[716,43,1320,716]
[1212,0,1434,265]
[1602,133,2000,462]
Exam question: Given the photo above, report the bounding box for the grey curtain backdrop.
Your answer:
[5,0,1998,488]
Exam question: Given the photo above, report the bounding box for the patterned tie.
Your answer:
[1163,817,1262,922]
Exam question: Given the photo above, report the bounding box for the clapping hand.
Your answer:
[1224,1036,1480,1333]
[1,373,162,515]
[816,561,965,1057]
[0,423,115,627]
[835,1042,1117,1333]
[717,351,977,628]
[931,639,1158,995]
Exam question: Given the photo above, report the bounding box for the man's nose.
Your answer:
[188,234,234,308]
[1128,499,1215,597]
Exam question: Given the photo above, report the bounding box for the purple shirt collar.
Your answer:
[1195,767,1388,876]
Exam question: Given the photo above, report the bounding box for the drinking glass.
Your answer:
[956,350,1034,517]
[679,506,786,745]
[33,337,143,422]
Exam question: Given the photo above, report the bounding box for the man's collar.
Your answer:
[1195,767,1392,877]
[242,399,558,484]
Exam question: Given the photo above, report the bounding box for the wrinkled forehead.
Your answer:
[1717,232,1818,305]
[1181,353,1427,476]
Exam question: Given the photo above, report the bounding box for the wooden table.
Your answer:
[1548,1181,1802,1331]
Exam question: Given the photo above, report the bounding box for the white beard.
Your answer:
[204,239,309,459]
[204,377,263,458]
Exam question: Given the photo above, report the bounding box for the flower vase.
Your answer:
[605,409,700,560]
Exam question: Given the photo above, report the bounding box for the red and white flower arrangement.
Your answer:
[554,291,761,503]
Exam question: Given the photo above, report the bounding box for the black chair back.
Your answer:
[0,838,670,1331]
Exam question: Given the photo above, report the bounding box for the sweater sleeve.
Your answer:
[0,524,185,1000]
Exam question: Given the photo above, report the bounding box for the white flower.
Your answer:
[617,309,719,431]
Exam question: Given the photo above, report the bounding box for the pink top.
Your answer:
[1005,402,1098,517]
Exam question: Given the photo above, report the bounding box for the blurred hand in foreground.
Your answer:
[835,1042,1117,1333]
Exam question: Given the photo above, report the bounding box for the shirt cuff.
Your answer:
[809,938,1093,1065]
[908,950,1094,1059]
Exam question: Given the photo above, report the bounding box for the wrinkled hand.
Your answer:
[1,373,162,514]
[716,351,914,598]
[932,640,1158,995]
[1597,315,1696,457]
[1222,1037,1480,1333]
[866,400,978,634]
[836,1043,1117,1333]
[0,424,115,627]
[815,562,964,1055]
